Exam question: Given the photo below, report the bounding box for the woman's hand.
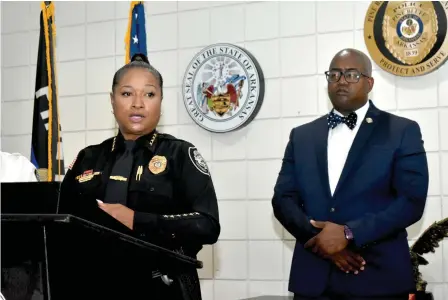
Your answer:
[98,202,135,230]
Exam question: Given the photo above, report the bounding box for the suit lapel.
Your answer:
[314,116,331,199]
[333,101,382,196]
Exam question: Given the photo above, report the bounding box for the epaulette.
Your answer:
[157,133,190,144]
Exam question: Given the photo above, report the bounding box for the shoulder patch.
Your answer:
[188,147,209,175]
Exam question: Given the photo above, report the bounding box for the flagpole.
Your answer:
[32,1,65,181]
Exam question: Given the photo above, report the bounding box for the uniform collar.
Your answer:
[111,129,158,153]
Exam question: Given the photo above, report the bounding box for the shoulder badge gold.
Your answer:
[148,156,167,175]
[364,1,448,76]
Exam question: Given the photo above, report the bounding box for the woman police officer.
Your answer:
[59,54,220,299]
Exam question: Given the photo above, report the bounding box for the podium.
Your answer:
[1,183,203,300]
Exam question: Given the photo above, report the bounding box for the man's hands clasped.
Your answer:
[304,220,348,256]
[329,249,365,274]
[304,220,365,274]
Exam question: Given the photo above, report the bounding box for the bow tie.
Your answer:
[327,111,357,130]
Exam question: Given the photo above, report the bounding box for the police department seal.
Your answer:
[188,147,209,176]
[182,43,265,133]
[364,1,448,76]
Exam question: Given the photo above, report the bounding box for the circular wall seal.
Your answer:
[364,1,448,77]
[182,43,265,133]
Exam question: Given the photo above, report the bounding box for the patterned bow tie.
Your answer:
[327,111,357,130]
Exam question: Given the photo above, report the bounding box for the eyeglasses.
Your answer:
[324,69,370,83]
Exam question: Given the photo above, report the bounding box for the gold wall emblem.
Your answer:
[148,156,167,174]
[364,1,448,76]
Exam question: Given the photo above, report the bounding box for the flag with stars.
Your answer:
[31,1,65,182]
[125,1,147,64]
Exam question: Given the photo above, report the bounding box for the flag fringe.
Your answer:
[41,1,55,181]
[124,1,143,65]
[40,1,63,181]
[51,7,63,179]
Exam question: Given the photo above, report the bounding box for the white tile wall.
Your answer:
[2,1,448,299]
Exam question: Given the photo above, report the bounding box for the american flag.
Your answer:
[125,1,147,64]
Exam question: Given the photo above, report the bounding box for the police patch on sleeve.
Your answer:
[188,147,209,176]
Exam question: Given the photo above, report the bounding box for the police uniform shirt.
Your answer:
[59,130,220,254]
[0,151,38,182]
[103,139,136,205]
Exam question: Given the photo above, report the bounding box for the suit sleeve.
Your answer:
[272,128,319,243]
[133,143,220,247]
[346,121,429,248]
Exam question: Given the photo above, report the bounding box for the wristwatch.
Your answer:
[344,225,354,241]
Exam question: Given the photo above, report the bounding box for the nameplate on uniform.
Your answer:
[110,175,127,182]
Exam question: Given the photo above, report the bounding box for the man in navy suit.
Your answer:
[272,48,428,300]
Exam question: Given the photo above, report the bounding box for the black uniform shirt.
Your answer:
[59,130,220,255]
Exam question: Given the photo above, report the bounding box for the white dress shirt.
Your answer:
[327,101,370,196]
[0,151,38,182]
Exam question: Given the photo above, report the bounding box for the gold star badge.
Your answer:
[148,156,167,174]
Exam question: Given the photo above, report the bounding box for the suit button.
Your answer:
[150,187,155,192]
[330,207,335,212]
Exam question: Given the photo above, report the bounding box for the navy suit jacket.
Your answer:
[272,101,429,297]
